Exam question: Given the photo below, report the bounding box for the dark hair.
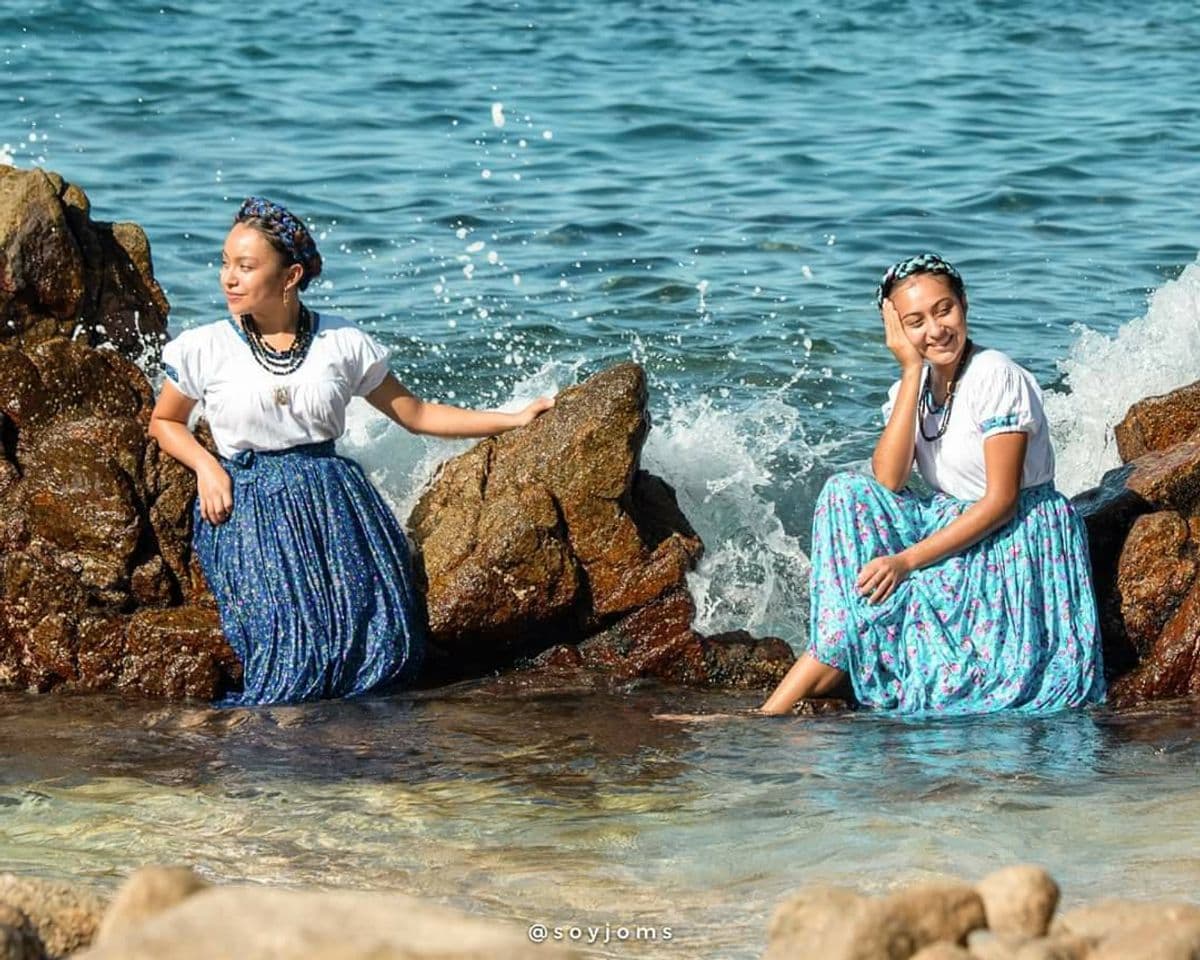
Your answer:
[876,253,966,309]
[234,196,323,291]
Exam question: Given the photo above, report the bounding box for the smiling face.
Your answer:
[889,272,969,368]
[219,222,302,316]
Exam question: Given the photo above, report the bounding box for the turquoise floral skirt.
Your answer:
[808,472,1106,716]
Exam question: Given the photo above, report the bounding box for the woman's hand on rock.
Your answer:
[517,395,556,427]
[196,459,233,525]
[881,298,923,373]
[856,552,912,604]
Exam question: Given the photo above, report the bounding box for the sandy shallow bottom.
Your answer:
[1,687,1198,958]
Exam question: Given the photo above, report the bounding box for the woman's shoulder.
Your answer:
[163,318,236,355]
[966,348,1040,386]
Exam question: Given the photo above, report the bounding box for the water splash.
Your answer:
[643,394,812,645]
[1048,259,1200,496]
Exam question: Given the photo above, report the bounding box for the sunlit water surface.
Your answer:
[4,1,1200,953]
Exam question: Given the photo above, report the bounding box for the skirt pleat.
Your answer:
[807,472,1106,716]
[193,441,425,706]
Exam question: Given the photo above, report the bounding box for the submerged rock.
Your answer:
[408,363,793,689]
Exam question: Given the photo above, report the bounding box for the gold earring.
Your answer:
[283,287,291,306]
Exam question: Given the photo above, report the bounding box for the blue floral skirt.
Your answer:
[193,440,425,706]
[808,472,1105,716]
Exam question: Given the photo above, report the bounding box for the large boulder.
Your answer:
[0,167,168,356]
[0,336,240,698]
[1071,376,1200,705]
[76,884,578,960]
[0,171,237,699]
[408,363,793,689]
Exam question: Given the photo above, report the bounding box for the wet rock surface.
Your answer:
[408,362,793,690]
[1072,377,1200,706]
[0,167,168,356]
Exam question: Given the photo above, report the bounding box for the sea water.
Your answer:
[3,1,1200,955]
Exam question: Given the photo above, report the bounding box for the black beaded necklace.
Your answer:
[918,338,974,442]
[241,303,314,377]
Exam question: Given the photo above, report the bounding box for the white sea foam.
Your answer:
[1047,258,1200,496]
[340,360,813,646]
[644,394,812,646]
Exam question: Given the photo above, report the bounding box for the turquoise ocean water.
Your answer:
[5,1,1200,955]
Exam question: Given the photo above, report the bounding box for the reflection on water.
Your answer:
[2,688,1200,958]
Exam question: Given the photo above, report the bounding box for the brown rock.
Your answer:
[910,945,973,960]
[1115,379,1200,462]
[764,885,867,960]
[120,607,241,700]
[74,885,579,960]
[410,364,788,689]
[1088,919,1200,959]
[1125,436,1200,514]
[1052,899,1200,941]
[0,902,45,960]
[0,167,168,355]
[857,882,987,955]
[0,874,104,958]
[94,866,209,946]
[765,881,985,960]
[976,865,1060,939]
[1013,934,1092,960]
[1110,573,1200,706]
[1071,465,1150,679]
[1116,512,1197,657]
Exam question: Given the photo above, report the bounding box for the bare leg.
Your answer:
[758,652,847,715]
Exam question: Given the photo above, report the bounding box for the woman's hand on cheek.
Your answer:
[881,299,924,373]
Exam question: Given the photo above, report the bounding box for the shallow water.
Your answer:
[5,1,1200,953]
[4,688,1200,957]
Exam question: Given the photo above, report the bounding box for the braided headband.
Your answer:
[235,196,323,290]
[875,253,963,308]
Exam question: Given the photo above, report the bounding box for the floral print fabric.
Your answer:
[808,472,1106,716]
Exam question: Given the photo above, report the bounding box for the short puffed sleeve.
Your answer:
[972,359,1039,440]
[881,378,903,422]
[160,329,207,401]
[347,329,392,397]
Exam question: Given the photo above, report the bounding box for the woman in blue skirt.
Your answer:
[760,254,1105,716]
[148,197,552,706]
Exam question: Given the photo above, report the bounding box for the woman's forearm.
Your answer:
[902,493,1017,572]
[390,397,520,438]
[871,367,922,490]
[149,417,221,474]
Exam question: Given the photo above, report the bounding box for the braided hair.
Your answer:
[234,196,323,290]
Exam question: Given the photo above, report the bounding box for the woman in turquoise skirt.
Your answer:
[760,254,1106,717]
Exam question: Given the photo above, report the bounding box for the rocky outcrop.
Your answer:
[0,170,238,700]
[0,167,168,356]
[407,363,793,689]
[1073,377,1200,706]
[0,336,241,698]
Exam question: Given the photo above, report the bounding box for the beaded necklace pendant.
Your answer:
[242,305,315,385]
[917,339,973,442]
